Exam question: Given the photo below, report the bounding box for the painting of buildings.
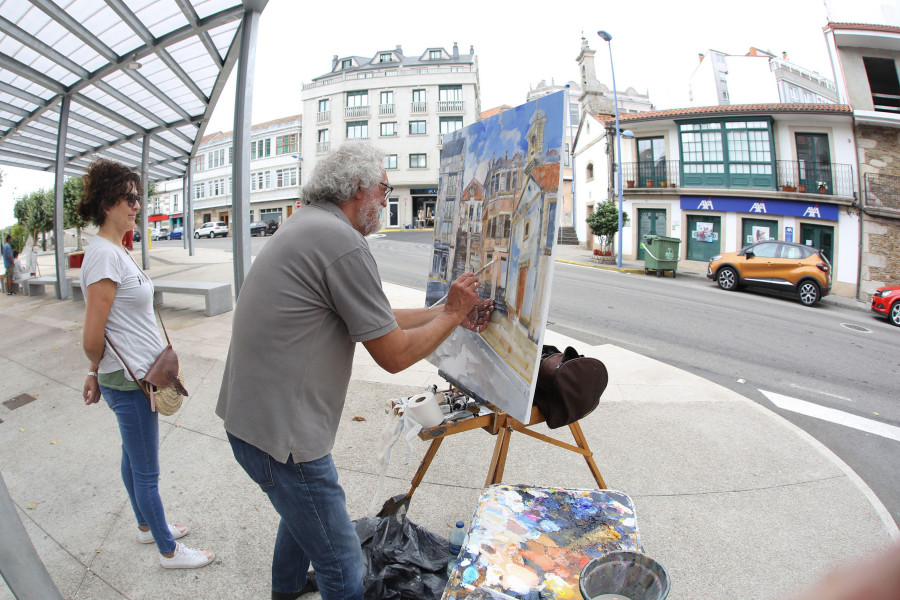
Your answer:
[426,92,564,423]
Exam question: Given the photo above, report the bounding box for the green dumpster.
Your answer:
[641,234,681,278]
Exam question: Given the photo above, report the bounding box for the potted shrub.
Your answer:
[645,179,654,188]
[586,199,629,263]
[817,180,829,194]
[798,184,807,192]
[626,180,635,188]
[782,185,797,192]
[660,181,668,188]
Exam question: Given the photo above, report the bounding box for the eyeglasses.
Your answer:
[122,193,141,208]
[379,182,393,198]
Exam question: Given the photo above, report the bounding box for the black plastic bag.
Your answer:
[353,513,449,600]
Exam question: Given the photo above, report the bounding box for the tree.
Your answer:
[586,199,629,255]
[23,189,54,250]
[63,176,87,251]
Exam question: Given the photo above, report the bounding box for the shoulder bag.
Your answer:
[104,308,188,416]
[533,345,608,429]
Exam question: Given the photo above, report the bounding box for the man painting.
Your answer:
[217,142,492,600]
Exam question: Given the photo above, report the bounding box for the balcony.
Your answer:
[620,161,681,188]
[316,141,330,153]
[775,161,854,196]
[864,172,900,210]
[379,103,395,115]
[437,100,464,113]
[344,105,370,118]
[410,102,428,114]
[316,111,330,123]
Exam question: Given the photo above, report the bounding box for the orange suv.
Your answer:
[707,240,831,306]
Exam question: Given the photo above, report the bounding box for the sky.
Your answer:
[1,0,895,227]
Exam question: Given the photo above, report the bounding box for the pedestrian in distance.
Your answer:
[2,234,14,295]
[77,158,214,570]
[217,141,493,600]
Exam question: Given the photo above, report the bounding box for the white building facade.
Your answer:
[574,104,861,298]
[301,43,480,229]
[148,116,302,233]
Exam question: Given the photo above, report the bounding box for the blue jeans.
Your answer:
[100,385,175,554]
[227,432,364,599]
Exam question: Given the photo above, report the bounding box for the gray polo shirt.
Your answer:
[216,202,397,463]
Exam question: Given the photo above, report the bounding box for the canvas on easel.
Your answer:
[426,91,565,423]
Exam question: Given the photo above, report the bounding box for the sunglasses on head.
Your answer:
[122,193,141,208]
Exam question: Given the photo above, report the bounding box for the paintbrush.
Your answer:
[430,259,497,307]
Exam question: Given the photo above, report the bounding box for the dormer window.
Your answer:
[341,58,352,70]
[379,53,393,63]
[429,49,441,60]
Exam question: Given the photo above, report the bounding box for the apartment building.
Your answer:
[148,116,302,233]
[574,103,861,298]
[825,21,900,297]
[689,48,838,106]
[300,43,480,229]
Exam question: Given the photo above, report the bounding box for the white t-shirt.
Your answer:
[80,237,164,380]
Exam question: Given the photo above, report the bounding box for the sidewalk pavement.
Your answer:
[1,244,896,600]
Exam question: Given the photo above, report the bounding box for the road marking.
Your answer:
[760,390,900,443]
[788,384,855,403]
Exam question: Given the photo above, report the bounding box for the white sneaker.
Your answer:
[159,542,215,569]
[138,523,188,544]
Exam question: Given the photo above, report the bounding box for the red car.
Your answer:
[871,286,900,327]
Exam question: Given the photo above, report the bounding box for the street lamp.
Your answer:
[597,29,628,268]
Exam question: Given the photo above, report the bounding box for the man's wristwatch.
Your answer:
[87,371,98,378]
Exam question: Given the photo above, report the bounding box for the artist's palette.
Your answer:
[443,485,642,600]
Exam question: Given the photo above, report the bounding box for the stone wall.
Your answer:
[857,125,900,296]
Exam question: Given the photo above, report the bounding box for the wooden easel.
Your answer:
[393,394,606,509]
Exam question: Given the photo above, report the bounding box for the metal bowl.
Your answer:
[579,551,670,600]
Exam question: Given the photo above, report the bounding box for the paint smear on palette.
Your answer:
[443,485,641,600]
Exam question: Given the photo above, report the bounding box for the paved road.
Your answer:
[367,231,900,526]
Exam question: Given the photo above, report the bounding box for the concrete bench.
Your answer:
[152,280,233,317]
[24,276,72,297]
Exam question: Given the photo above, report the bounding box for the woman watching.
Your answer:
[77,159,214,569]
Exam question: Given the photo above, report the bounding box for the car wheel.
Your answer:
[798,280,820,306]
[194,232,199,239]
[716,266,738,291]
[890,301,900,327]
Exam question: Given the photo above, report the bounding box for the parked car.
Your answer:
[871,286,900,326]
[169,226,183,240]
[194,221,229,238]
[132,229,141,242]
[249,221,268,236]
[151,227,169,241]
[265,221,279,235]
[707,240,831,306]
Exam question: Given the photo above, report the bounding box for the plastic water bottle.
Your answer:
[447,521,466,576]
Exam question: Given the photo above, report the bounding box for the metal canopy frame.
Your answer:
[0,0,267,299]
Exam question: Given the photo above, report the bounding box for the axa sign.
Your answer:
[681,196,838,220]
[697,199,715,210]
[749,202,767,213]
[803,205,821,218]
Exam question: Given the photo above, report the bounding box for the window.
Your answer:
[379,53,393,63]
[251,138,271,159]
[863,57,900,113]
[429,49,441,60]
[346,121,368,139]
[341,58,352,70]
[586,162,594,181]
[318,129,329,143]
[380,91,394,105]
[346,91,368,107]
[172,194,179,211]
[276,134,297,155]
[380,121,397,136]
[410,153,427,168]
[679,119,774,189]
[194,154,204,171]
[276,168,297,187]
[228,146,233,164]
[384,154,398,169]
[409,120,427,135]
[194,182,205,198]
[439,85,463,102]
[251,171,271,191]
[208,148,224,168]
[319,98,330,112]
[412,89,426,103]
[439,117,463,134]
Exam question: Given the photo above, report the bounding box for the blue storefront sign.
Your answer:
[680,196,838,220]
[784,226,793,242]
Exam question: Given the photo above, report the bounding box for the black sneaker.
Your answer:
[271,571,317,599]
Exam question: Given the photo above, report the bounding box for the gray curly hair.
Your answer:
[301,142,385,206]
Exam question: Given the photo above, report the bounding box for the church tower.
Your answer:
[576,36,614,118]
[525,109,546,171]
